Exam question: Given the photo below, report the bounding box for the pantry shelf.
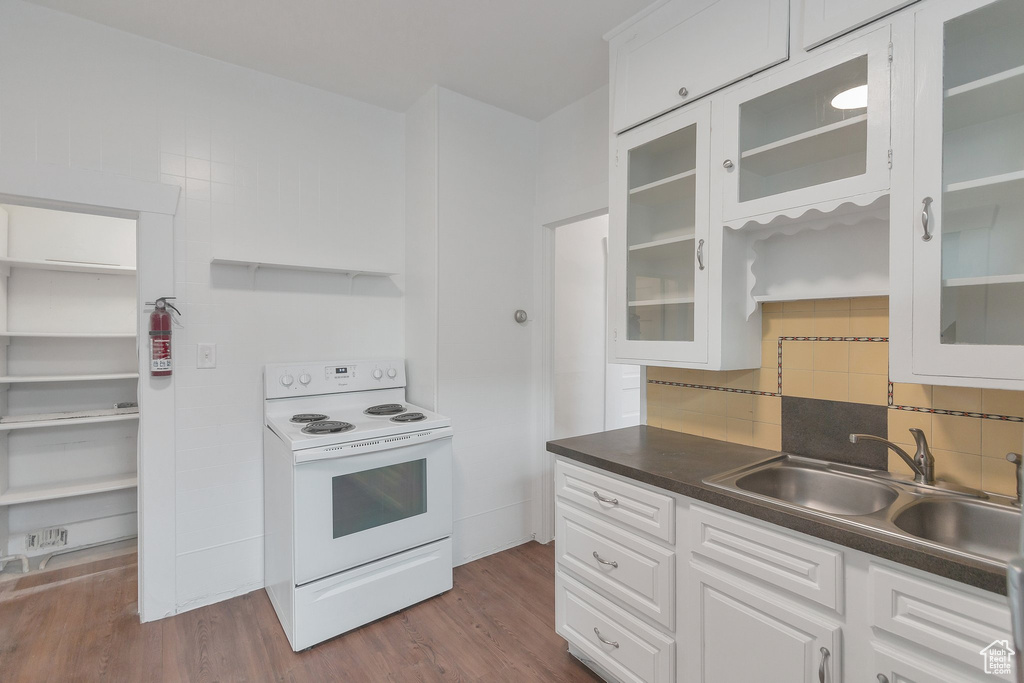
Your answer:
[0,407,139,431]
[0,372,139,384]
[740,114,868,177]
[0,256,136,276]
[628,296,695,307]
[210,257,395,278]
[944,169,1024,212]
[628,170,697,205]
[628,234,696,252]
[944,64,1024,130]
[0,475,138,506]
[0,331,136,339]
[943,273,1024,288]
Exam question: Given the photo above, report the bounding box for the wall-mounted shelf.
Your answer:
[628,234,696,252]
[0,372,139,384]
[210,258,395,278]
[741,114,868,177]
[0,407,139,431]
[0,256,136,276]
[944,64,1024,130]
[628,296,695,307]
[0,475,138,506]
[943,274,1024,288]
[0,331,136,339]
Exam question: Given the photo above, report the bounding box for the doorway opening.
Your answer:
[0,202,140,581]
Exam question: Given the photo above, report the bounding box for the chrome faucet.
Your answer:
[849,428,935,485]
[1008,452,1023,506]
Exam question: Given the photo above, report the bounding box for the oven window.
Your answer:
[332,459,427,538]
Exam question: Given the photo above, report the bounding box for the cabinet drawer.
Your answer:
[556,503,675,629]
[689,505,843,612]
[555,459,674,544]
[870,564,1012,679]
[556,571,675,683]
[611,0,789,132]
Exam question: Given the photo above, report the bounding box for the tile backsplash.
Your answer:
[646,297,1024,496]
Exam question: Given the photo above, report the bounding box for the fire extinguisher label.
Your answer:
[151,337,171,371]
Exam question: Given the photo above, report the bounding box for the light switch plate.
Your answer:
[197,343,217,369]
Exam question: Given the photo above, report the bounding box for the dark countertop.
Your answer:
[547,425,1008,596]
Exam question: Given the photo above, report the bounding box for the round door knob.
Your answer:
[723,159,734,169]
[372,368,383,380]
[298,373,311,385]
[387,368,397,379]
[280,374,294,387]
[678,87,689,97]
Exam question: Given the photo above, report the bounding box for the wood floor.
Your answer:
[0,541,600,682]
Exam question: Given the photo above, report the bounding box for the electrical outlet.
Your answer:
[197,343,217,369]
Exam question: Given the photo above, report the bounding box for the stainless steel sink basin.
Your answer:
[891,498,1021,563]
[733,462,899,516]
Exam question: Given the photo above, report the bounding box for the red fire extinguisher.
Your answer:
[148,297,180,377]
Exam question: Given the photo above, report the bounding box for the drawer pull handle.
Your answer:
[921,196,933,241]
[593,491,619,505]
[592,551,618,568]
[593,627,619,648]
[818,647,829,683]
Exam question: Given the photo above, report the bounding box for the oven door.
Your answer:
[293,431,453,586]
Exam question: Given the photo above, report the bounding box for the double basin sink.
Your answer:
[705,455,1021,565]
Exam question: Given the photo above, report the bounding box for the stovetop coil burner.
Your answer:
[365,403,406,416]
[301,420,355,434]
[291,413,329,423]
[390,412,426,423]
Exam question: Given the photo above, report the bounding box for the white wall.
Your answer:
[553,215,610,439]
[0,0,405,611]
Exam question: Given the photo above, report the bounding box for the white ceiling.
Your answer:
[26,0,657,121]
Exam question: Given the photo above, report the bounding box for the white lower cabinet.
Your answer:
[553,457,1013,683]
[690,564,841,683]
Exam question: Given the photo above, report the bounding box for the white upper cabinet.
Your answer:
[905,0,1024,386]
[609,0,790,134]
[609,102,712,365]
[801,0,919,50]
[721,27,893,224]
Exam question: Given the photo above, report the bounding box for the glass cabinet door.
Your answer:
[912,0,1024,382]
[610,102,710,364]
[721,27,892,222]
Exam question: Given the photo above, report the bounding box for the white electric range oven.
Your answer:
[263,359,453,651]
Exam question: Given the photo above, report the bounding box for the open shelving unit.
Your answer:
[0,203,139,569]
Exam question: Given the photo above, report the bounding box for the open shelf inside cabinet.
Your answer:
[626,300,695,343]
[0,373,139,384]
[0,475,138,506]
[0,407,139,431]
[0,331,136,339]
[945,64,1024,131]
[741,115,867,178]
[628,171,696,205]
[0,257,135,276]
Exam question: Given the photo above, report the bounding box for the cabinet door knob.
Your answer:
[678,86,689,97]
[723,159,734,170]
[921,196,933,241]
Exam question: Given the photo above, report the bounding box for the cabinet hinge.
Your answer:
[888,42,893,65]
[888,149,893,169]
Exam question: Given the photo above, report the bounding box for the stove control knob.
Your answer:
[280,374,294,387]
[386,368,397,379]
[372,368,383,380]
[298,373,311,385]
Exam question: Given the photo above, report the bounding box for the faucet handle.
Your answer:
[1007,453,1022,505]
[1008,452,1022,466]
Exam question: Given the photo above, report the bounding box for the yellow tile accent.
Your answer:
[850,296,888,310]
[782,369,814,398]
[726,369,756,391]
[892,383,931,408]
[752,422,782,451]
[676,369,705,385]
[704,390,728,416]
[932,386,983,413]
[888,409,931,443]
[849,309,888,336]
[762,311,786,340]
[755,369,778,394]
[704,415,727,441]
[727,392,754,420]
[981,420,1024,460]
[761,341,780,368]
[983,389,1024,419]
[727,418,754,446]
[887,452,915,478]
[813,310,850,337]
[752,395,782,425]
[849,342,888,375]
[932,413,982,455]
[931,448,982,489]
[783,341,813,370]
[814,298,851,311]
[675,386,705,412]
[763,301,784,312]
[813,341,849,372]
[783,300,815,312]
[848,373,888,406]
[646,366,673,382]
[812,371,849,402]
[982,456,1018,497]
